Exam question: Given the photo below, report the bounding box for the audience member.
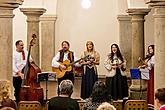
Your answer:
[0,80,17,110]
[48,79,79,110]
[83,81,112,110]
[155,88,165,110]
[97,102,116,110]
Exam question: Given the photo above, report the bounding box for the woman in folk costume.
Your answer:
[104,43,128,100]
[80,41,100,99]
[139,45,155,110]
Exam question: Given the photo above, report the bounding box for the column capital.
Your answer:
[20,8,46,22]
[0,0,23,9]
[145,0,165,6]
[20,8,46,16]
[127,8,151,15]
[117,15,131,21]
[40,15,57,21]
[127,8,151,22]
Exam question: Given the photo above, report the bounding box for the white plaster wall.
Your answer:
[55,0,119,75]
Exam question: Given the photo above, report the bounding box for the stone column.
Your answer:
[127,8,150,99]
[20,8,46,66]
[145,0,165,89]
[0,0,23,80]
[117,15,132,74]
[40,15,57,71]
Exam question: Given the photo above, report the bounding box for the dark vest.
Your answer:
[58,50,74,63]
[58,50,74,72]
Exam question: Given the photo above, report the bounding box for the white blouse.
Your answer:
[104,54,126,77]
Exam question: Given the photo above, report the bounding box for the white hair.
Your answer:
[97,102,116,110]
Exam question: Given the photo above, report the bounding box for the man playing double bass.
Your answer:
[13,40,32,104]
[52,41,81,95]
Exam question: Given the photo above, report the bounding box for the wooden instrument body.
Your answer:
[52,55,90,78]
[52,60,72,78]
[19,34,44,103]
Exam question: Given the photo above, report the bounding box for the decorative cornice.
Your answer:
[0,0,23,9]
[145,0,165,6]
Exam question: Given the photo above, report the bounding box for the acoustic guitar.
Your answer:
[52,55,89,78]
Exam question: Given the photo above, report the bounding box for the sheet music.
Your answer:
[37,72,57,82]
[140,68,150,80]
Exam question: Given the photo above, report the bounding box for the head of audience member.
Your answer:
[86,41,94,52]
[97,102,116,110]
[90,81,112,103]
[61,41,70,52]
[59,80,74,97]
[155,88,165,108]
[0,107,15,110]
[0,80,11,103]
[110,43,124,63]
[15,40,24,52]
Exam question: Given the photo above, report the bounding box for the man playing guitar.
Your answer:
[52,41,81,95]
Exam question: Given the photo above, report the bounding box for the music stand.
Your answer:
[130,68,142,99]
[37,72,56,101]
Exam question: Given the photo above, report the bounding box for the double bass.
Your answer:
[19,34,44,103]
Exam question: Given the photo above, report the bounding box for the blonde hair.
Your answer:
[0,80,11,102]
[97,102,116,110]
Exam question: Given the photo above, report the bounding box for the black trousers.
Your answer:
[13,76,22,104]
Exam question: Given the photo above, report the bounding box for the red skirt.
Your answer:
[147,68,154,109]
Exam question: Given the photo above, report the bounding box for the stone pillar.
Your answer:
[40,15,57,71]
[145,0,165,89]
[0,0,23,80]
[117,15,132,74]
[127,8,150,99]
[20,8,46,66]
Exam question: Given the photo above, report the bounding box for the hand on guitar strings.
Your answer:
[59,64,67,70]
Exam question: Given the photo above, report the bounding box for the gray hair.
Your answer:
[59,80,73,96]
[97,102,116,110]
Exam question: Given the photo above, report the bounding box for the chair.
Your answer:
[124,100,147,110]
[77,100,86,110]
[113,100,123,110]
[18,101,41,110]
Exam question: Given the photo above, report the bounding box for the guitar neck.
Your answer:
[67,59,81,67]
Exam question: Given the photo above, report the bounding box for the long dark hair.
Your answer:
[91,81,112,103]
[109,43,124,63]
[145,45,154,60]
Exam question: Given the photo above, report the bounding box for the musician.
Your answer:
[80,41,100,99]
[138,45,155,110]
[12,40,32,104]
[104,43,128,100]
[52,41,81,95]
